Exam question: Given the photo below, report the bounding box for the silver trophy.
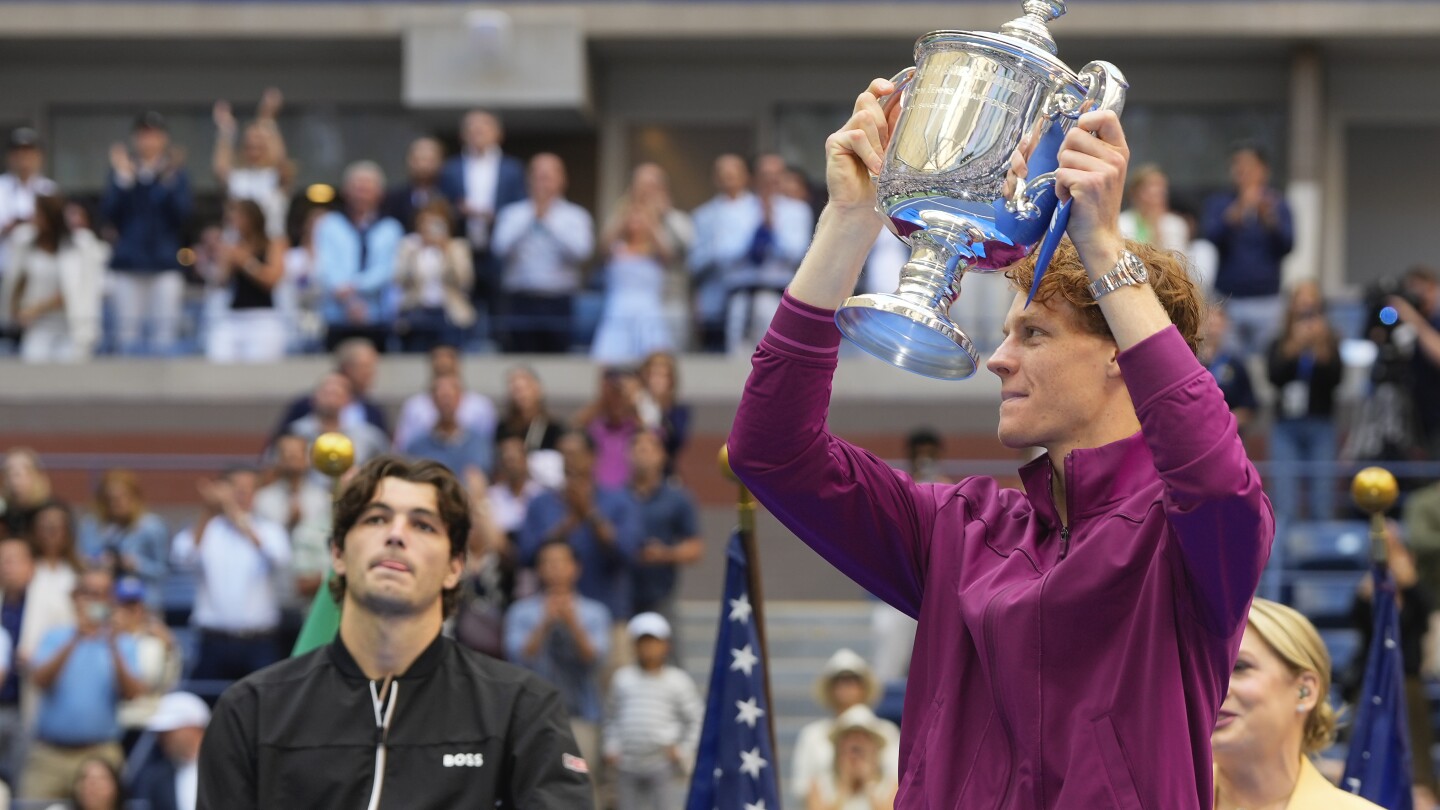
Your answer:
[835,0,1127,380]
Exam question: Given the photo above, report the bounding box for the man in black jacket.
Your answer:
[198,456,593,809]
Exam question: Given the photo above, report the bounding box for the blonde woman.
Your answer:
[1211,598,1381,810]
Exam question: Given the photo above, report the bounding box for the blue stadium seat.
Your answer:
[159,571,197,627]
[1288,571,1365,629]
[1319,627,1363,681]
[1286,521,1370,571]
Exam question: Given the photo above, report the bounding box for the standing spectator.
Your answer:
[130,691,209,810]
[273,337,389,439]
[28,503,82,619]
[78,470,169,605]
[591,200,676,365]
[392,343,497,453]
[1393,267,1440,459]
[1406,479,1440,598]
[103,111,192,357]
[1199,301,1259,434]
[453,467,516,660]
[635,351,690,474]
[0,534,74,786]
[404,375,494,476]
[1203,143,1295,357]
[488,436,545,541]
[1117,164,1188,256]
[791,650,899,807]
[280,207,325,352]
[170,469,290,681]
[1,448,53,539]
[602,612,702,810]
[504,540,610,794]
[252,434,332,623]
[626,432,702,626]
[111,578,180,733]
[0,195,107,362]
[315,161,402,352]
[602,163,693,351]
[576,368,642,491]
[492,153,594,353]
[393,200,475,353]
[282,373,391,486]
[205,199,289,363]
[21,568,142,801]
[519,433,642,623]
[806,705,898,810]
[211,88,292,238]
[725,154,813,353]
[904,428,952,485]
[382,136,447,233]
[0,127,58,273]
[1266,280,1343,527]
[440,110,527,342]
[688,154,750,352]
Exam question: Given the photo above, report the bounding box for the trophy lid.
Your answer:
[998,0,1065,55]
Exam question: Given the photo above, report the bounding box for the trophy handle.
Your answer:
[877,66,917,117]
[1025,61,1129,306]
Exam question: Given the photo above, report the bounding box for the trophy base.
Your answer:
[835,294,980,381]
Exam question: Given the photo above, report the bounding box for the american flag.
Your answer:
[1342,563,1413,810]
[685,530,782,810]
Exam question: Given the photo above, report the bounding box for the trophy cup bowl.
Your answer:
[835,0,1126,380]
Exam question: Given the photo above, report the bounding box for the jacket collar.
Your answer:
[328,629,446,683]
[1018,430,1156,530]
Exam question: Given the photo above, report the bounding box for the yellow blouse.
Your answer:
[1215,756,1385,810]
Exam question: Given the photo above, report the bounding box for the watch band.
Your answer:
[1087,250,1149,300]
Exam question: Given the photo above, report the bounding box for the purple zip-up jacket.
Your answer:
[729,293,1274,809]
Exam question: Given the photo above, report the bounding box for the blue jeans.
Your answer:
[1268,416,1337,526]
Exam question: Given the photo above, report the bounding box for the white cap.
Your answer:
[627,612,672,640]
[146,692,211,732]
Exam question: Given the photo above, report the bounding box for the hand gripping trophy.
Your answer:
[836,0,1127,379]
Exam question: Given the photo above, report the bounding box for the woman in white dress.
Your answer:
[212,88,293,238]
[591,202,675,365]
[0,195,106,363]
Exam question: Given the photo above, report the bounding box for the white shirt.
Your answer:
[789,714,900,802]
[0,172,58,232]
[492,198,595,295]
[488,479,545,535]
[463,148,502,249]
[176,758,199,810]
[0,624,11,678]
[226,166,288,238]
[412,244,446,308]
[392,389,497,454]
[171,514,291,632]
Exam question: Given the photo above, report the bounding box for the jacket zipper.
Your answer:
[1059,526,1071,560]
[366,678,398,810]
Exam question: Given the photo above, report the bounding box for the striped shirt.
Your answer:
[603,664,703,772]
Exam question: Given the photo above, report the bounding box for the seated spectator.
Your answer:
[392,343,497,454]
[170,468,290,681]
[103,112,191,357]
[47,755,127,810]
[807,705,898,810]
[205,199,289,363]
[905,428,952,485]
[603,612,702,810]
[112,578,179,733]
[130,691,209,810]
[504,540,610,796]
[382,137,447,233]
[1,447,54,538]
[627,431,702,625]
[1199,301,1258,434]
[488,436,545,541]
[0,194,106,363]
[273,336,388,439]
[283,373,390,486]
[315,161,403,352]
[394,200,475,353]
[29,502,83,619]
[519,432,642,622]
[1212,598,1380,810]
[591,200,676,365]
[791,650,900,806]
[635,351,690,474]
[212,88,293,238]
[404,375,493,477]
[574,368,642,491]
[492,153,594,353]
[253,433,332,616]
[22,568,142,800]
[78,470,169,606]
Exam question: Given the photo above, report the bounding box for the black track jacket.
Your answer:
[197,633,593,809]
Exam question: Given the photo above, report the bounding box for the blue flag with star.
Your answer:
[1342,563,1413,810]
[686,530,782,810]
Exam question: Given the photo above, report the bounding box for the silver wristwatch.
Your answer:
[1087,250,1150,300]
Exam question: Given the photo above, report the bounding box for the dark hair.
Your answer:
[328,455,471,616]
[31,195,71,254]
[70,755,126,809]
[559,427,598,455]
[1230,140,1269,167]
[906,428,942,455]
[416,198,457,230]
[534,538,577,567]
[227,198,270,257]
[29,500,82,571]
